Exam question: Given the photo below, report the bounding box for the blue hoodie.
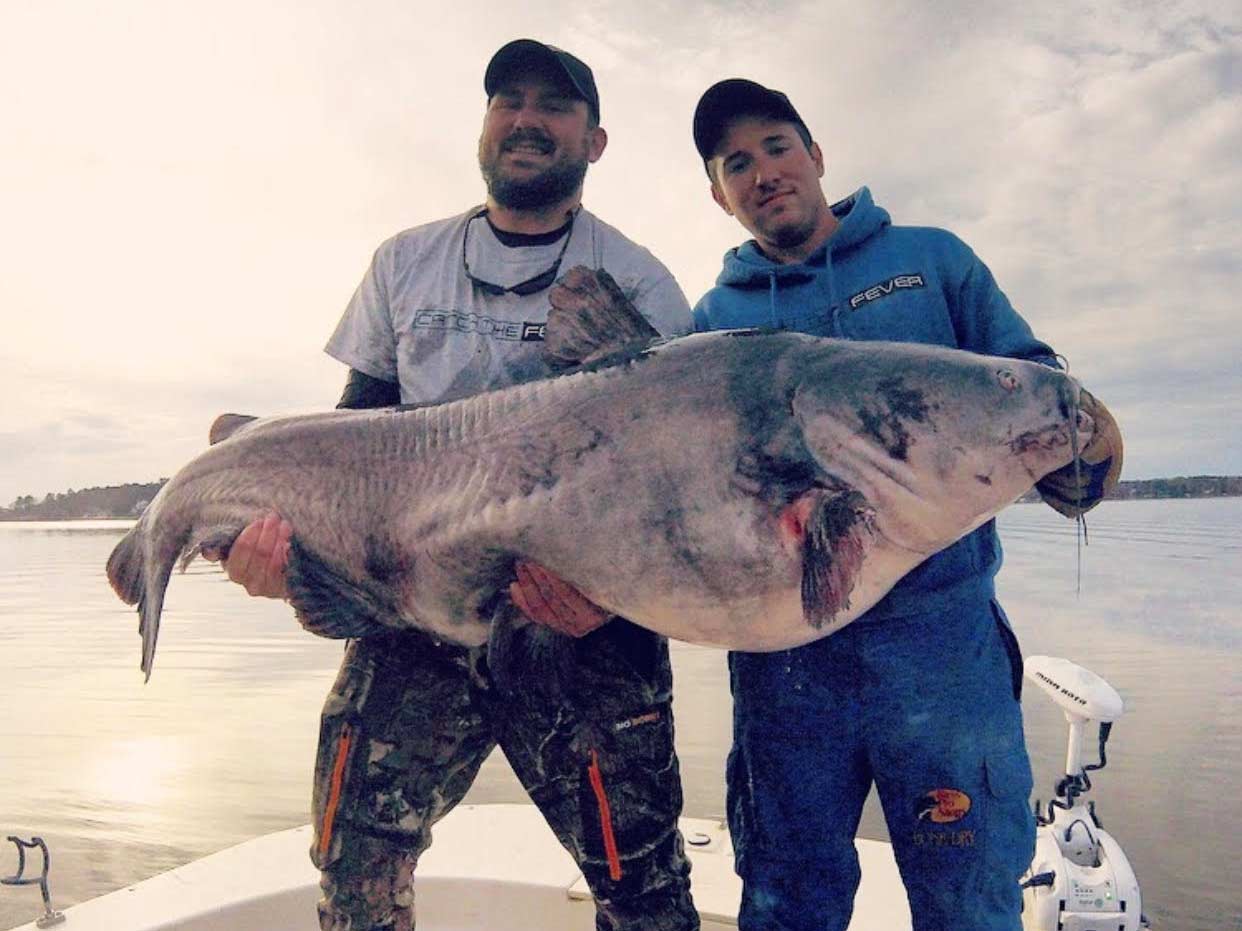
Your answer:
[694,187,1057,620]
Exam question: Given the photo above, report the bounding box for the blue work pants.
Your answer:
[727,598,1034,931]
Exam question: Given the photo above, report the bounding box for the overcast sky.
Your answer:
[1,0,1238,504]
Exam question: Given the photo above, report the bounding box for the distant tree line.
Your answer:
[1017,475,1242,503]
[2,481,167,520]
[1106,475,1242,499]
[3,474,1240,521]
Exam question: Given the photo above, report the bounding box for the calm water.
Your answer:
[1,500,1239,929]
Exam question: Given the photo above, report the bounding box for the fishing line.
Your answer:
[1057,354,1087,595]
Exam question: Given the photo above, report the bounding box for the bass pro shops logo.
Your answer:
[915,787,972,824]
[848,273,926,310]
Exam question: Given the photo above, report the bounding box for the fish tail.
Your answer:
[106,525,147,606]
[137,565,174,683]
[106,518,181,682]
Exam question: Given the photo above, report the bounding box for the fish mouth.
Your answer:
[1009,408,1095,479]
[1008,372,1087,456]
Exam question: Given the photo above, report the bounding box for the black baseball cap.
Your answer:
[693,78,811,165]
[484,39,600,123]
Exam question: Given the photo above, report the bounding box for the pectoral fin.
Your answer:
[782,490,874,630]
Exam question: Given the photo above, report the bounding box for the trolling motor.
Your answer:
[1021,655,1146,930]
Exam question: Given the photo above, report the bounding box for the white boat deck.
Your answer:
[8,804,912,930]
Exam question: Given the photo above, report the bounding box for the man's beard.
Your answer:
[760,202,821,251]
[768,220,817,250]
[480,130,589,210]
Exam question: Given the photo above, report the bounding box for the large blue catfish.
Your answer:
[108,330,1104,678]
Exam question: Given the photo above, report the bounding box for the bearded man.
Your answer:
[216,39,699,931]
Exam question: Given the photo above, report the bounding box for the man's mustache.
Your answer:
[501,130,555,154]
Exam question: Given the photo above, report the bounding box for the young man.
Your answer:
[219,40,700,931]
[690,79,1121,930]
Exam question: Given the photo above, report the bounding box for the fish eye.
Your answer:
[996,369,1020,392]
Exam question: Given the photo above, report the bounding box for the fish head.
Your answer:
[790,340,1090,552]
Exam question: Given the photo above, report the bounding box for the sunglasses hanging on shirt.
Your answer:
[461,208,575,297]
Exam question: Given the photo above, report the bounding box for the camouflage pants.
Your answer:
[310,621,698,931]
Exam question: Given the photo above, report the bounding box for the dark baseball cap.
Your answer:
[693,78,810,164]
[484,39,600,123]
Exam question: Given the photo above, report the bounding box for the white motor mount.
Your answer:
[1020,655,1145,931]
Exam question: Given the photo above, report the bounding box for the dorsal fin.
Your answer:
[209,413,259,445]
[544,266,660,370]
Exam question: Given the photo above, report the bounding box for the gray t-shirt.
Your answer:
[325,206,692,404]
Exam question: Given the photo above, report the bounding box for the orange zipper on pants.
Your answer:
[588,748,623,881]
[318,724,354,859]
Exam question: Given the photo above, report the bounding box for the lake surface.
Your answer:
[1,500,1239,929]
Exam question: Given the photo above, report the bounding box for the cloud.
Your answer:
[0,1,1239,502]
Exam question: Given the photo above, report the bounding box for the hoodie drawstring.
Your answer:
[768,271,779,328]
[826,261,845,337]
